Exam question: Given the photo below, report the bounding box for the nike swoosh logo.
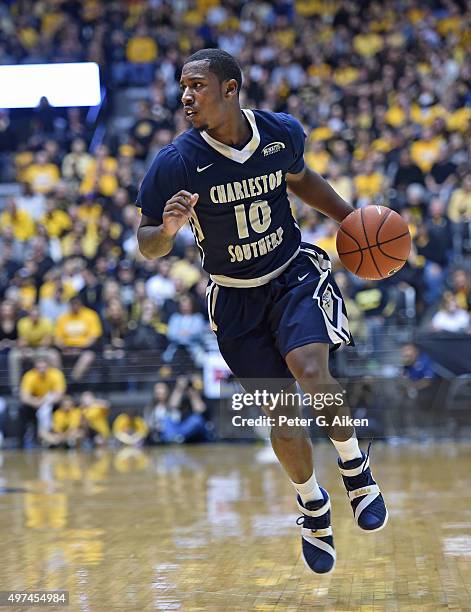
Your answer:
[298,273,309,281]
[197,163,214,173]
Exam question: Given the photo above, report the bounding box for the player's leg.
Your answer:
[208,281,335,573]
[286,343,388,532]
[266,385,314,484]
[264,387,336,573]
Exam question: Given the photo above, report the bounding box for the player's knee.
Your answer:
[294,362,326,385]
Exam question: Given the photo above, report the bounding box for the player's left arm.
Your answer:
[286,166,354,223]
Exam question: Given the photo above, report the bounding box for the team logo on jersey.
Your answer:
[262,141,286,156]
[321,287,334,320]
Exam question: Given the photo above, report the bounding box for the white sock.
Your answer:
[330,435,362,463]
[292,470,323,505]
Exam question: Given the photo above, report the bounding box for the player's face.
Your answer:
[180,61,226,132]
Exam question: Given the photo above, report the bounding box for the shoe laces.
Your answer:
[362,440,372,474]
[296,511,329,532]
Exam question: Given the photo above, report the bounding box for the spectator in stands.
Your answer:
[326,163,353,204]
[354,282,394,354]
[8,305,61,393]
[79,391,110,446]
[16,182,46,221]
[23,150,60,195]
[102,298,128,360]
[354,160,384,206]
[19,357,66,447]
[129,101,160,160]
[431,292,471,333]
[112,407,149,446]
[39,282,69,323]
[144,382,172,444]
[0,198,35,242]
[0,301,18,361]
[450,269,471,312]
[41,395,85,448]
[125,24,158,85]
[79,268,104,312]
[163,295,207,365]
[393,149,425,195]
[61,138,93,184]
[448,175,471,222]
[80,144,118,198]
[402,343,437,390]
[116,261,136,309]
[54,296,103,381]
[399,342,440,428]
[426,144,457,200]
[170,245,202,290]
[145,258,176,307]
[145,377,208,444]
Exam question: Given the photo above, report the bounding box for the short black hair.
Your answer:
[184,48,242,93]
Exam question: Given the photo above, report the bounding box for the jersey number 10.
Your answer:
[234,200,271,238]
[190,199,271,242]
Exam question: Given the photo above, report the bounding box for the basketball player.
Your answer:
[136,49,387,574]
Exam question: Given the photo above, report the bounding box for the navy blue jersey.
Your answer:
[136,109,306,287]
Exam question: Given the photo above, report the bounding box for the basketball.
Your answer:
[336,205,411,280]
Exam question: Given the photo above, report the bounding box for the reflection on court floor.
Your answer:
[0,443,470,610]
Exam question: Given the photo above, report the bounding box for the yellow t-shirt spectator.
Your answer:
[39,281,76,302]
[55,306,103,348]
[60,226,100,259]
[354,172,383,199]
[410,104,445,127]
[410,138,442,173]
[353,33,384,56]
[112,414,149,437]
[80,158,119,197]
[20,367,66,399]
[448,187,471,222]
[126,36,158,63]
[333,66,359,86]
[18,284,37,311]
[77,202,102,226]
[83,403,111,439]
[18,316,53,347]
[306,150,330,175]
[39,209,72,238]
[329,177,353,203]
[170,260,201,290]
[447,107,471,133]
[309,126,333,142]
[53,408,83,433]
[23,163,60,194]
[385,105,407,128]
[0,209,35,241]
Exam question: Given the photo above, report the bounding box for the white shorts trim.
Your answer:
[209,246,300,288]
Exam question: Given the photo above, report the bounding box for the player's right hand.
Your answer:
[162,190,199,237]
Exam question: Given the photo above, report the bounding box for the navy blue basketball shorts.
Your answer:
[206,243,353,385]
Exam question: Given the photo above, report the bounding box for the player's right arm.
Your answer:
[138,191,198,259]
[135,144,197,259]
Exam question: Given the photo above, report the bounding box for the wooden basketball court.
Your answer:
[0,443,470,610]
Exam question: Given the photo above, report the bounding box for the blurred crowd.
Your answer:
[16,355,211,448]
[1,0,471,416]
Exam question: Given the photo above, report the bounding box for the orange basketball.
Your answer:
[336,205,411,280]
